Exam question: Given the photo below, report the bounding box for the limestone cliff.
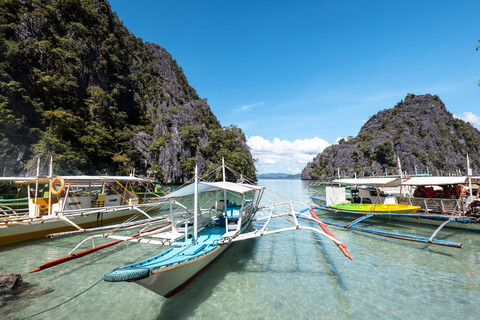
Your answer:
[302,94,480,180]
[0,0,256,183]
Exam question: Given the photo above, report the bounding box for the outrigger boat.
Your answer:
[313,177,421,213]
[396,176,479,216]
[31,161,352,297]
[0,160,165,245]
[311,174,480,248]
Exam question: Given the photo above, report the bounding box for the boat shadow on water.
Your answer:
[310,229,355,317]
[155,237,256,319]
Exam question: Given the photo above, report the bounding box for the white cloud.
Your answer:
[454,112,480,129]
[263,158,277,164]
[247,136,330,174]
[235,102,264,112]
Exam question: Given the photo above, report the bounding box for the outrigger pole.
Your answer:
[307,206,464,248]
[308,208,353,260]
[30,222,171,273]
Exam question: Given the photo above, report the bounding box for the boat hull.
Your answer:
[135,243,229,297]
[328,203,420,213]
[0,207,158,245]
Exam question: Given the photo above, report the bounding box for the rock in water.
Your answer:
[0,273,24,295]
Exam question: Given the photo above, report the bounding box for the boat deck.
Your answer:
[105,225,228,282]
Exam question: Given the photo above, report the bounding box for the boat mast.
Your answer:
[194,164,198,243]
[48,156,53,216]
[397,156,404,197]
[222,158,228,233]
[169,198,176,233]
[34,157,40,212]
[222,157,226,183]
[397,157,403,180]
[467,154,473,202]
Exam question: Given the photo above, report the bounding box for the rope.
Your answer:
[106,181,134,205]
[19,278,103,319]
[106,211,144,236]
[15,182,23,199]
[67,180,82,210]
[112,179,139,203]
[203,166,220,182]
[147,180,167,195]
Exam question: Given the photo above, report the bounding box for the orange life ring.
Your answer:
[50,177,65,195]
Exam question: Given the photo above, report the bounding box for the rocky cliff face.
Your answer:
[302,94,480,180]
[0,0,256,183]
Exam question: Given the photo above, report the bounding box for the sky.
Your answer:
[109,0,480,174]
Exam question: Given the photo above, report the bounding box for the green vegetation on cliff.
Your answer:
[0,0,256,182]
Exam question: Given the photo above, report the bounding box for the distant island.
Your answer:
[257,173,301,179]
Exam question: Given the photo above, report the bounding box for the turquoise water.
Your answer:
[1,179,480,319]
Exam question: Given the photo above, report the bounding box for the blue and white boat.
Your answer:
[103,164,265,297]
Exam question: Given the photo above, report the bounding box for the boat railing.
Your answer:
[0,205,29,218]
[55,201,163,217]
[396,196,463,215]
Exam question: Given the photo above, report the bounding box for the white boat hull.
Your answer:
[0,205,159,245]
[135,243,229,297]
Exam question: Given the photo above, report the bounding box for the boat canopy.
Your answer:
[402,176,468,186]
[470,176,480,184]
[332,177,402,187]
[0,177,36,182]
[0,175,150,184]
[163,181,263,199]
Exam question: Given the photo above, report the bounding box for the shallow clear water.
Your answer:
[2,179,480,319]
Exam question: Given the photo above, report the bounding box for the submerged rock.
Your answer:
[0,273,24,295]
[0,273,53,313]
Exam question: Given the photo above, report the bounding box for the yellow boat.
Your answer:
[328,203,420,213]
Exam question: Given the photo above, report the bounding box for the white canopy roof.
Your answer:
[0,177,36,182]
[0,175,150,184]
[163,181,263,199]
[401,176,468,186]
[333,177,402,187]
[60,176,148,184]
